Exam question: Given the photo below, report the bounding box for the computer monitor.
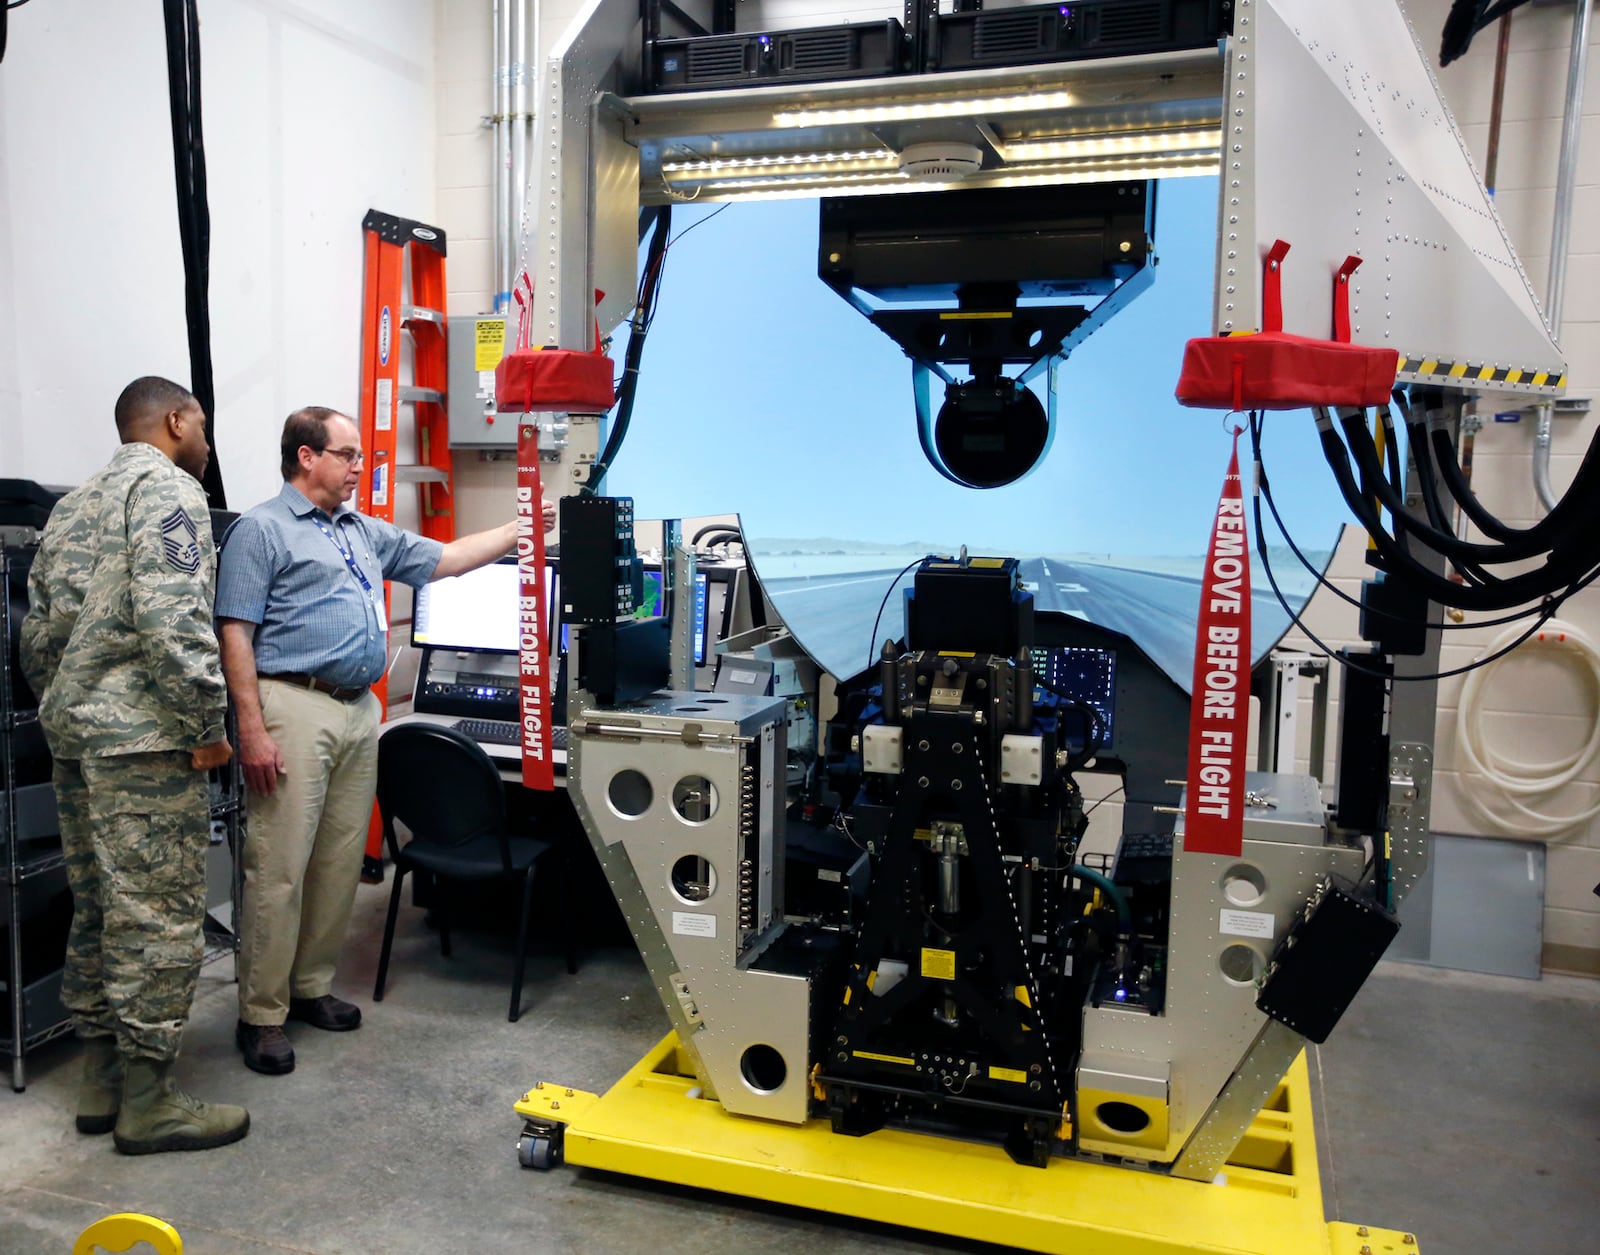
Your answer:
[1030,645,1117,751]
[413,558,559,655]
[412,559,518,653]
[635,565,711,665]
[691,572,711,665]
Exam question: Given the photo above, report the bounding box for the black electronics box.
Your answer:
[1256,880,1399,1044]
[579,616,670,706]
[560,496,642,625]
[906,557,1032,657]
[650,20,904,93]
[928,0,1229,73]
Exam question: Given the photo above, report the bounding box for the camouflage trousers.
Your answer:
[54,752,208,1062]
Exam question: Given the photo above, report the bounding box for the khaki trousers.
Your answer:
[238,679,380,1026]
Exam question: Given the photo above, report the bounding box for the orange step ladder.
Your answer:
[356,209,455,881]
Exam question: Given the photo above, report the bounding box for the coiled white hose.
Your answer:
[1455,619,1600,838]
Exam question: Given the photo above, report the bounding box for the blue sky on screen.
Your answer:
[604,174,1348,567]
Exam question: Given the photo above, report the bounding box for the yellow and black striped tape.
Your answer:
[1397,356,1567,390]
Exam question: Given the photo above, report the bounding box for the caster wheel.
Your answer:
[518,1131,560,1170]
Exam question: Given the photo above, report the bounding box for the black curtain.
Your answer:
[163,0,225,507]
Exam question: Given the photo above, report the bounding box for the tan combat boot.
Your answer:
[75,1036,122,1134]
[112,1058,250,1155]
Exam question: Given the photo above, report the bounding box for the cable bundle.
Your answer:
[1312,394,1600,614]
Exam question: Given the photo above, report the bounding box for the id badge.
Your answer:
[374,593,389,633]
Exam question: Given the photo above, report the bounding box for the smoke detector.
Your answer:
[897,142,984,181]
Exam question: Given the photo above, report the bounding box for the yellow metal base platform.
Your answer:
[515,1033,1419,1255]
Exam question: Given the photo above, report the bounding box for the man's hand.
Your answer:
[543,498,557,534]
[239,725,287,797]
[191,739,233,771]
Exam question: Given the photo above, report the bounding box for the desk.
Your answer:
[380,711,567,785]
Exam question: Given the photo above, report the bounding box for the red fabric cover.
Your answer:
[1175,331,1399,412]
[495,346,615,414]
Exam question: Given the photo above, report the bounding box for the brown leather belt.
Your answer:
[259,672,369,702]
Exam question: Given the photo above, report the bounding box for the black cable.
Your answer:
[691,521,739,546]
[866,556,930,676]
[1377,403,1491,586]
[1316,416,1592,612]
[1036,680,1105,769]
[695,532,743,550]
[162,0,225,508]
[1336,410,1552,568]
[585,204,671,495]
[1253,415,1554,635]
[1417,410,1600,550]
[1082,784,1124,819]
[1342,405,1599,589]
[1252,468,1565,684]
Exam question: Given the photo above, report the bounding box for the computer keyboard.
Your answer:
[453,717,518,745]
[452,718,568,750]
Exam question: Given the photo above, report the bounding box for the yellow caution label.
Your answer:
[853,1050,915,1067]
[989,1066,1028,1084]
[474,318,508,371]
[921,947,957,981]
[968,557,1007,568]
[940,650,977,658]
[939,311,1012,320]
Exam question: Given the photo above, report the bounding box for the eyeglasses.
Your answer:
[317,446,365,467]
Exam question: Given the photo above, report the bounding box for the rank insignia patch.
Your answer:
[161,507,201,573]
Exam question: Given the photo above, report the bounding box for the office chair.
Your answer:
[373,723,576,1022]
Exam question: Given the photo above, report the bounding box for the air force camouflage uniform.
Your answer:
[20,442,227,1063]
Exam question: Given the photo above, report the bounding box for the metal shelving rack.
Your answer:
[2,540,72,1091]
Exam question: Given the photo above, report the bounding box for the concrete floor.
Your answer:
[3,881,1598,1255]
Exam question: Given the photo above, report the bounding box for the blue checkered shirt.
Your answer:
[216,483,443,688]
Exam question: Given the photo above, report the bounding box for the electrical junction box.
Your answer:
[447,312,514,448]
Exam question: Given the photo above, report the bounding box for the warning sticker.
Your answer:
[672,911,716,939]
[1219,909,1274,940]
[920,947,956,981]
[475,318,507,371]
[375,378,393,432]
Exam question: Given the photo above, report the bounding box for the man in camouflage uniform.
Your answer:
[20,375,250,1155]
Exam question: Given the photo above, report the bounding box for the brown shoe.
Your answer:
[236,1021,295,1075]
[287,994,362,1032]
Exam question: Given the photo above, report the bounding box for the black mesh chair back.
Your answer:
[373,722,574,1021]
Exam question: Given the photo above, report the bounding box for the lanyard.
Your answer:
[314,516,374,596]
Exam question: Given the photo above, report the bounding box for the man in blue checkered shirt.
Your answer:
[216,406,552,1076]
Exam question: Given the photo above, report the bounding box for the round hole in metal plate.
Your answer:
[674,705,711,712]
[740,1043,787,1094]
[670,854,716,903]
[672,776,719,824]
[607,769,652,818]
[1221,863,1266,907]
[1218,943,1260,986]
[1095,1101,1151,1135]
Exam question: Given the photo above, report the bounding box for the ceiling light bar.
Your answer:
[773,91,1073,129]
[665,150,1219,201]
[661,149,898,181]
[1001,127,1223,163]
